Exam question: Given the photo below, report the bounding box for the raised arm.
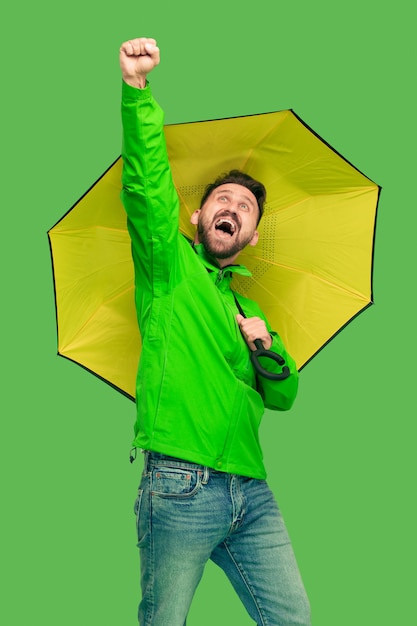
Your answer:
[120,38,180,298]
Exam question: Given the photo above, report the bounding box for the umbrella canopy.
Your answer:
[48,109,379,400]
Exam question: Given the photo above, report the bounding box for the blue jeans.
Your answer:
[134,452,311,626]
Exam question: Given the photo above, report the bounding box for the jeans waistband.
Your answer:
[143,450,225,479]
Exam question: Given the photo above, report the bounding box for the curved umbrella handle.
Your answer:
[250,339,291,381]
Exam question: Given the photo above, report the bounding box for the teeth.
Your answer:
[215,218,236,234]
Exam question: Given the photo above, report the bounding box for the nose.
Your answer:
[228,209,240,224]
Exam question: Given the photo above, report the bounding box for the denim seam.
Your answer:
[229,475,246,533]
[146,477,155,626]
[139,472,155,626]
[223,541,268,626]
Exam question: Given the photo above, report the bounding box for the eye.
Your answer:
[240,203,249,211]
[219,195,228,202]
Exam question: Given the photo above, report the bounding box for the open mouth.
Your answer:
[214,217,236,237]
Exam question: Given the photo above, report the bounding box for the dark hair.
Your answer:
[199,169,266,224]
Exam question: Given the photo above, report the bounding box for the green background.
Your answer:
[2,1,415,624]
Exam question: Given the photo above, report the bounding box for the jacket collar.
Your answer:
[192,242,252,278]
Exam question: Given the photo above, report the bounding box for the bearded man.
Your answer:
[120,37,310,626]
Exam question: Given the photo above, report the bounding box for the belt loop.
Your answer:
[202,466,209,484]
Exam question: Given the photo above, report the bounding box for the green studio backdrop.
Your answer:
[1,1,415,625]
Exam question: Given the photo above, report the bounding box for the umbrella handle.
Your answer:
[250,339,291,381]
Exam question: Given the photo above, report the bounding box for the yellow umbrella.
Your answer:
[48,110,379,400]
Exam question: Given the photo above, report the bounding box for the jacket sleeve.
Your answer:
[256,330,299,411]
[121,80,179,297]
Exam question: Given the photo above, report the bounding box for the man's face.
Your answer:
[191,183,259,265]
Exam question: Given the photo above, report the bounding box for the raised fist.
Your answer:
[119,37,160,89]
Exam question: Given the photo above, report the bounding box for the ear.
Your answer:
[190,209,200,225]
[248,230,259,247]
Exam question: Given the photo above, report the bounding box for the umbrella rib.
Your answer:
[60,283,135,351]
[246,254,371,302]
[248,279,318,345]
[264,186,377,216]
[57,259,132,292]
[176,187,192,216]
[236,116,354,201]
[237,111,375,195]
[51,226,129,235]
[239,111,292,171]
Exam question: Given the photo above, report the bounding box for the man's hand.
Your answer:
[236,315,272,351]
[119,38,160,89]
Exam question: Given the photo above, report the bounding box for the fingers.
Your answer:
[120,37,159,59]
[236,315,272,350]
[236,315,263,339]
[119,37,160,87]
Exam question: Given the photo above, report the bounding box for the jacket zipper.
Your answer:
[215,269,224,285]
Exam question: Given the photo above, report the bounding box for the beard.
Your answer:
[197,215,255,261]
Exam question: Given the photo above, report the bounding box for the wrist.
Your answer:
[123,75,147,89]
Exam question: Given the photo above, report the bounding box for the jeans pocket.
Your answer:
[134,488,144,516]
[133,488,144,544]
[151,467,202,498]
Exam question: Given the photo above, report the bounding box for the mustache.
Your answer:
[212,210,241,230]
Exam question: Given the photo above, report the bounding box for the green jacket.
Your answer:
[121,81,299,479]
